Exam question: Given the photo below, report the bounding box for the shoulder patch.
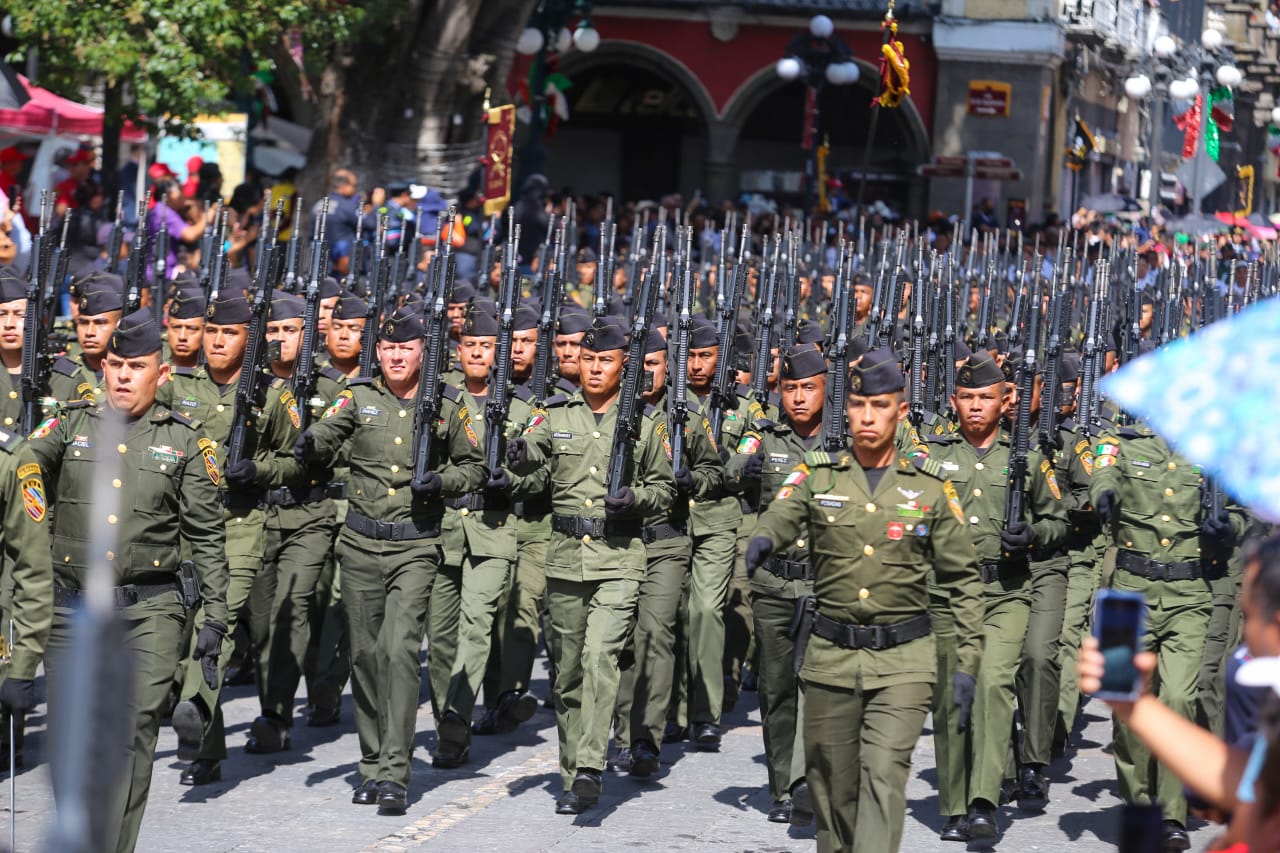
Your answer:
[942,480,966,523]
[75,382,94,400]
[322,390,354,419]
[197,437,220,485]
[911,454,946,480]
[655,420,672,461]
[28,416,58,440]
[16,463,39,480]
[20,470,45,523]
[1040,458,1062,499]
[280,389,301,429]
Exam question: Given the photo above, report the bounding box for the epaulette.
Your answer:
[752,417,776,431]
[169,410,200,430]
[543,393,571,408]
[686,398,701,416]
[51,356,80,377]
[643,402,657,417]
[348,376,376,387]
[910,454,947,480]
[555,378,577,394]
[803,449,837,468]
[267,376,287,390]
[63,399,94,411]
[1115,426,1147,439]
[171,365,200,378]
[0,427,19,452]
[320,365,345,382]
[926,433,960,444]
[734,382,751,398]
[441,385,463,403]
[512,384,534,403]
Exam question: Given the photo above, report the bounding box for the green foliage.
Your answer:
[9,0,359,135]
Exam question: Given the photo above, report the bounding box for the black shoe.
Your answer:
[432,713,471,769]
[767,799,792,823]
[377,781,408,814]
[693,723,721,751]
[998,777,1017,806]
[352,779,379,805]
[497,690,539,728]
[1163,820,1190,852]
[555,790,586,815]
[606,748,632,773]
[306,704,341,727]
[571,769,602,806]
[940,815,970,842]
[171,700,206,762]
[662,722,688,744]
[967,801,998,840]
[789,781,814,827]
[629,740,660,778]
[179,759,221,786]
[471,707,501,736]
[245,716,291,754]
[1016,765,1050,812]
[740,664,758,692]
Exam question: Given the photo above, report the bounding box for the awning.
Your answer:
[0,76,145,142]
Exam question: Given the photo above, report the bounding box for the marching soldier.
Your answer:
[50,273,126,404]
[164,288,206,371]
[745,348,984,853]
[553,308,590,391]
[30,309,227,853]
[0,266,27,428]
[505,318,675,814]
[295,305,486,813]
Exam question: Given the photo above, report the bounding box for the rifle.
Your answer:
[198,201,218,285]
[606,224,664,498]
[124,195,149,314]
[105,192,125,275]
[924,258,943,417]
[291,201,329,434]
[1038,247,1072,455]
[357,214,390,379]
[206,211,229,302]
[1077,259,1110,429]
[907,251,929,429]
[20,195,56,433]
[346,211,367,294]
[751,235,782,405]
[1121,249,1142,366]
[486,222,521,477]
[941,260,958,421]
[528,218,567,406]
[476,213,499,297]
[411,207,458,489]
[823,241,853,451]
[226,267,273,470]
[879,236,908,351]
[780,231,800,352]
[670,226,694,476]
[592,217,616,319]
[708,227,749,443]
[281,197,305,293]
[1003,269,1040,536]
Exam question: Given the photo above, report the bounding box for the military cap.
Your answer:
[0,266,25,303]
[954,339,974,361]
[80,287,125,316]
[653,312,670,331]
[689,317,718,349]
[781,345,826,380]
[380,305,425,342]
[168,290,207,320]
[401,291,426,313]
[644,329,667,354]
[852,273,873,289]
[206,294,252,325]
[955,353,1006,389]
[270,291,306,322]
[320,276,341,299]
[796,319,825,345]
[333,290,367,321]
[72,270,124,300]
[557,308,591,336]
[581,318,627,353]
[849,347,904,395]
[991,329,1010,354]
[577,246,598,264]
[171,268,199,286]
[225,267,253,296]
[514,305,539,332]
[732,328,754,371]
[469,297,498,317]
[450,281,478,304]
[606,296,628,317]
[461,303,500,337]
[1138,289,1156,307]
[108,309,163,357]
[845,335,870,364]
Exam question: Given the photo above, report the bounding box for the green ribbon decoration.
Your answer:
[1205,86,1232,162]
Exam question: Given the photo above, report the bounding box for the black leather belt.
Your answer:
[447,492,512,512]
[739,497,757,516]
[550,514,642,540]
[764,556,814,581]
[53,577,179,609]
[642,521,687,544]
[811,611,931,651]
[219,490,264,510]
[1116,549,1202,581]
[514,495,552,519]
[264,483,337,507]
[979,561,1031,584]
[345,510,441,541]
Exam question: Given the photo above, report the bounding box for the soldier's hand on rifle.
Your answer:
[225,458,257,487]
[1095,489,1118,525]
[485,467,512,493]
[294,429,316,462]
[0,678,35,713]
[673,466,694,493]
[603,487,636,516]
[999,520,1036,556]
[952,671,976,733]
[505,437,528,469]
[1201,512,1235,544]
[741,452,764,481]
[411,471,443,500]
[192,620,227,691]
[745,536,773,578]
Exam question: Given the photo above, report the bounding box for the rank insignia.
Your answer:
[21,475,45,523]
[887,521,904,540]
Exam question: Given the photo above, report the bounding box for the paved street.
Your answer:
[4,655,1218,853]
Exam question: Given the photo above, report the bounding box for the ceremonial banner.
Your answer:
[483,104,516,217]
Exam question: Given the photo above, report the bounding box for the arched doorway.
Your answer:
[547,44,714,201]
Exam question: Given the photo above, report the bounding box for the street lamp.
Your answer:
[515,0,599,186]
[775,15,859,213]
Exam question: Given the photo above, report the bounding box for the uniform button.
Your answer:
[1160,514,1171,522]
[973,488,983,497]
[863,544,874,556]
[589,466,598,474]
[399,410,407,418]
[827,515,836,523]
[975,462,985,471]
[796,539,805,549]
[390,465,399,473]
[394,437,403,445]
[73,450,81,457]
[1125,541,1133,547]
[460,508,469,517]
[63,555,70,563]
[388,488,396,496]
[153,560,161,567]
[584,498,594,508]
[216,404,225,413]
[592,431,601,439]
[865,502,876,512]
[688,498,696,508]
[858,588,870,600]
[1160,538,1171,547]
[105,551,115,561]
[582,534,592,544]
[970,516,980,525]
[210,441,218,448]
[112,479,122,488]
[107,514,117,524]
[117,443,128,454]
[6,390,14,399]
[1164,488,1174,497]
[1167,462,1176,470]
[2,418,10,426]
[159,464,167,471]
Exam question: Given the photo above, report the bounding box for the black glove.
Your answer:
[952,671,976,733]
[293,430,316,462]
[411,471,443,500]
[673,466,694,493]
[506,437,528,469]
[485,467,512,493]
[604,487,636,516]
[741,453,764,481]
[192,620,227,692]
[1095,489,1118,526]
[1201,512,1235,543]
[745,536,773,578]
[1000,520,1036,555]
[0,678,35,713]
[225,458,257,487]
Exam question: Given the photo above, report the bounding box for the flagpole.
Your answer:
[855,2,897,221]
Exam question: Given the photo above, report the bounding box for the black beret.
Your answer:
[320,276,341,299]
[168,290,207,320]
[991,329,1009,354]
[955,354,1006,389]
[954,339,974,361]
[689,317,718,349]
[846,335,869,364]
[270,291,306,322]
[225,267,252,297]
[80,287,125,316]
[653,312,670,331]
[401,292,426,313]
[849,347,904,395]
[380,305,425,342]
[581,318,627,353]
[449,282,478,304]
[461,303,500,337]
[71,271,124,300]
[108,308,163,357]
[644,329,667,354]
[577,246,598,264]
[206,294,252,325]
[557,309,591,336]
[469,297,498,317]
[333,290,367,321]
[781,345,826,380]
[0,266,25,303]
[796,319,825,345]
[171,269,198,286]
[513,305,539,332]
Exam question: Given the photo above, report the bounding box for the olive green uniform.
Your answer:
[1090,423,1247,825]
[303,378,485,789]
[47,352,102,406]
[0,368,24,429]
[513,392,675,790]
[29,400,228,853]
[924,432,1067,815]
[752,449,984,853]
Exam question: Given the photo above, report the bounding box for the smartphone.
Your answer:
[1092,589,1148,701]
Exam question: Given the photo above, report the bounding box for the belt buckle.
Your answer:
[115,586,138,608]
[592,518,607,538]
[376,520,395,539]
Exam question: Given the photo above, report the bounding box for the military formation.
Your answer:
[0,183,1267,853]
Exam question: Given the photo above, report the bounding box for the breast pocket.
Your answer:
[809,496,860,557]
[350,410,393,464]
[550,443,585,490]
[133,460,178,515]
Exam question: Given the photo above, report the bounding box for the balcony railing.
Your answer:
[1060,0,1144,54]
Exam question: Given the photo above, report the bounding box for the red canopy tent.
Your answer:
[0,76,145,141]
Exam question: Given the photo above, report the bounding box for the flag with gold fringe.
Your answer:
[874,2,910,109]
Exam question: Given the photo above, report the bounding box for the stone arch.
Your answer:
[556,40,717,131]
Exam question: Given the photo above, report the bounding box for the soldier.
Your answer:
[50,273,126,404]
[0,266,27,428]
[295,305,486,813]
[925,353,1067,842]
[553,308,590,390]
[165,292,301,786]
[1090,413,1248,849]
[505,318,675,814]
[165,289,206,371]
[744,347,984,853]
[725,344,826,823]
[30,309,227,853]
